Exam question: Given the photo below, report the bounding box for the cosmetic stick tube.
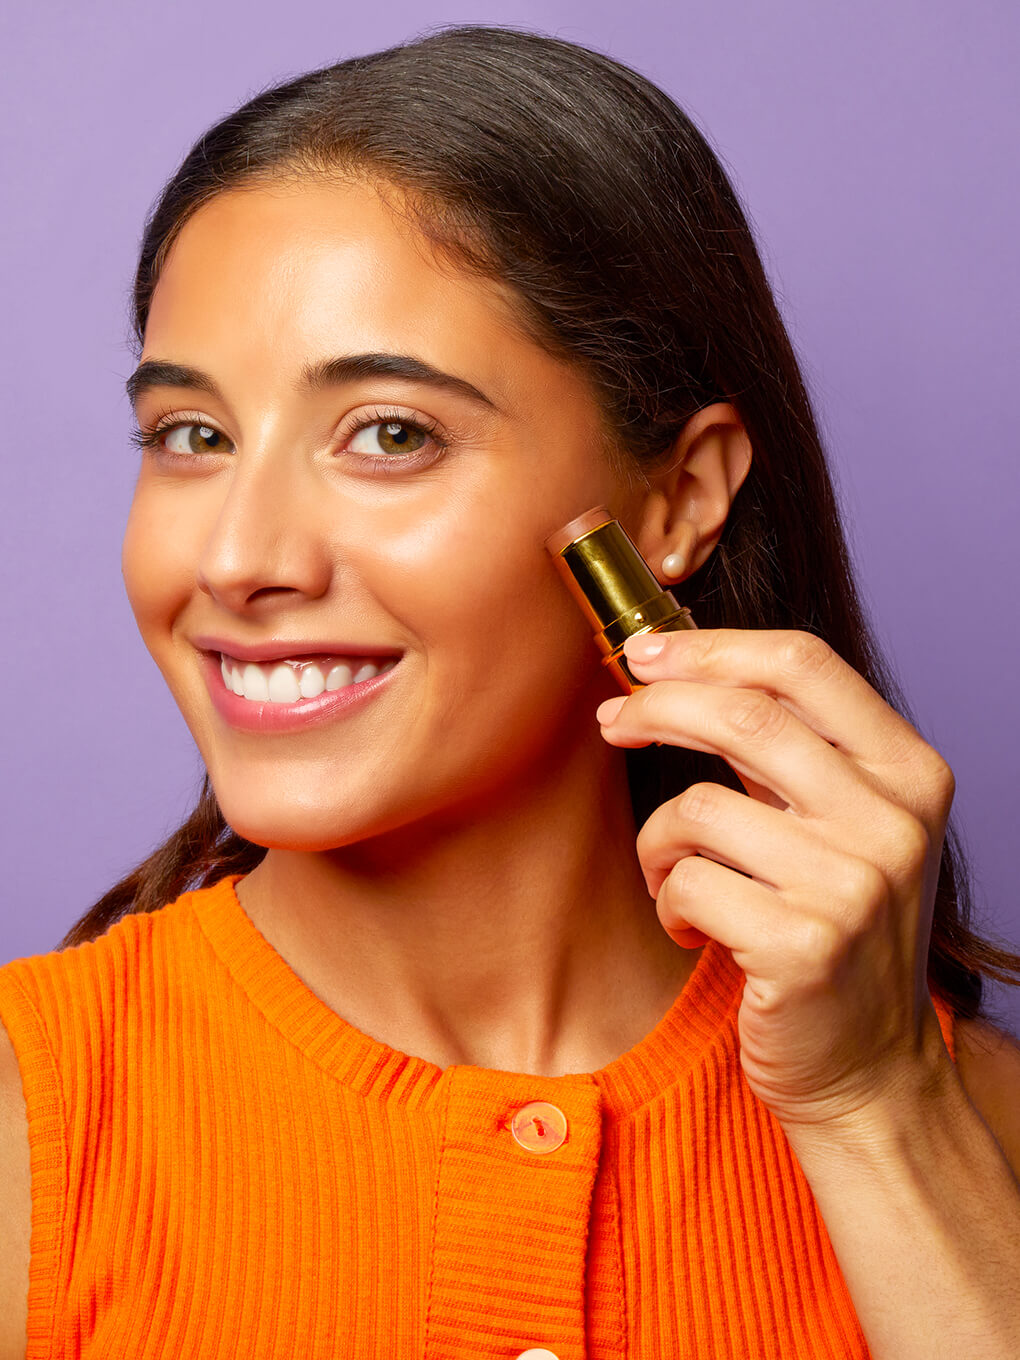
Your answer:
[546,506,698,693]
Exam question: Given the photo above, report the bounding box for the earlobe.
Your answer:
[656,520,702,582]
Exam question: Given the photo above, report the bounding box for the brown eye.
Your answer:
[164,424,232,455]
[349,421,429,456]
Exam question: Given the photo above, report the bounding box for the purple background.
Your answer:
[3,1,1018,1033]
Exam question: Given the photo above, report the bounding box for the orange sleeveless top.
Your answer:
[0,874,957,1359]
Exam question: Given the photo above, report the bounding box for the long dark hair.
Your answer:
[59,23,1020,1029]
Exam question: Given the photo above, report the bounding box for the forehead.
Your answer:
[143,178,537,397]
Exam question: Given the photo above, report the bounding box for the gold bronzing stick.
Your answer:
[545,505,698,694]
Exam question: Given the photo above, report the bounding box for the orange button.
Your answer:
[510,1101,568,1153]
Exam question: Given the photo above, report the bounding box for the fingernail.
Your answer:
[596,696,627,725]
[624,633,666,661]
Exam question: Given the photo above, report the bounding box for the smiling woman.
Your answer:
[0,22,1018,1360]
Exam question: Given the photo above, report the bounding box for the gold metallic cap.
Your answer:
[546,507,696,690]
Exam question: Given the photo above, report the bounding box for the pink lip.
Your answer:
[192,634,403,664]
[202,651,400,733]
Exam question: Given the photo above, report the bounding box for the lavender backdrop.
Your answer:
[2,0,1017,1033]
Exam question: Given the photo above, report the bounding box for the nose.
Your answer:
[196,445,334,616]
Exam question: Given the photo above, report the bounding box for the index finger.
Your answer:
[622,628,926,770]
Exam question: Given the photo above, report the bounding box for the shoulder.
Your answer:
[953,1014,1020,1177]
[0,1017,30,1359]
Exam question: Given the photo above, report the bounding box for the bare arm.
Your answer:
[0,1019,30,1360]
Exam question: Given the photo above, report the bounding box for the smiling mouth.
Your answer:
[218,652,399,703]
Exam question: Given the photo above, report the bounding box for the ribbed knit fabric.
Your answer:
[0,873,957,1360]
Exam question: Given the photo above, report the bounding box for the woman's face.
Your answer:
[123,178,641,851]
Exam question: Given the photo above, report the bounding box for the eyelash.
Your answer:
[128,404,450,474]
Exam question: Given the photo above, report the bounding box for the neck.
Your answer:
[236,739,702,1077]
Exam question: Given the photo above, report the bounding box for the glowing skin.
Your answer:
[123,178,753,1075]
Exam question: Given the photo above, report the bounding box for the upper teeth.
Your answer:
[219,654,397,703]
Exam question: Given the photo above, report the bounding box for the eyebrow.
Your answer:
[125,352,499,412]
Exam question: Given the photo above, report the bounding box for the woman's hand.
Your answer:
[595,627,957,1133]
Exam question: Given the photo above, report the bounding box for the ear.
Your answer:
[627,402,753,585]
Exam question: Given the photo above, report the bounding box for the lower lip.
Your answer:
[202,652,401,733]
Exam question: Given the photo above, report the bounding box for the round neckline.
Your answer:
[190,872,743,1121]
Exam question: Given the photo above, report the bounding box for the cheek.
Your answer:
[349,496,604,749]
[350,492,576,656]
[121,490,196,652]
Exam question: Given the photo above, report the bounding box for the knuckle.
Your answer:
[887,808,932,875]
[900,807,931,859]
[665,857,696,899]
[662,855,706,909]
[776,631,839,682]
[674,781,724,828]
[926,751,956,805]
[725,691,784,743]
[796,913,845,965]
[840,856,890,919]
[892,750,955,825]
[688,627,726,669]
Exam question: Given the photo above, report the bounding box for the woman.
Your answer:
[1,24,1018,1360]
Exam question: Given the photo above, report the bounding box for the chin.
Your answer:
[216,801,360,853]
[212,784,415,854]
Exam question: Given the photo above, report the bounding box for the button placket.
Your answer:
[423,1068,603,1360]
